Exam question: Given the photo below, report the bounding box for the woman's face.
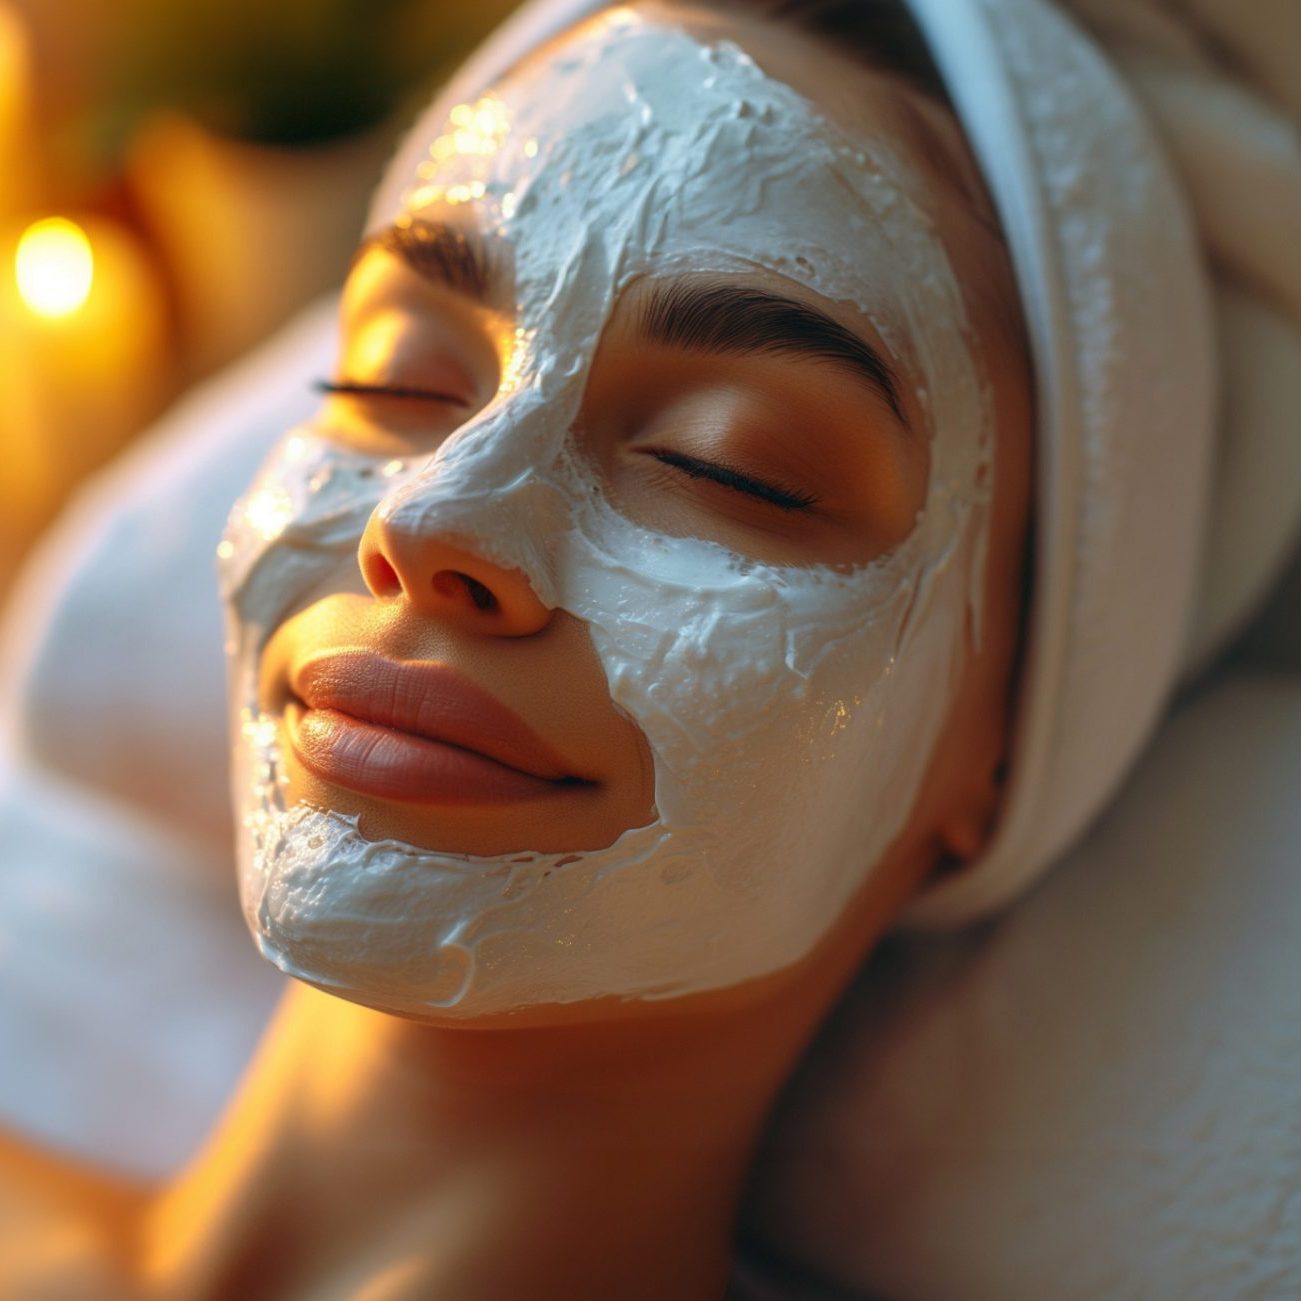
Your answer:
[219,2,1025,1021]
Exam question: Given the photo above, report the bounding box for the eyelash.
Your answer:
[314,379,469,406]
[313,381,817,513]
[647,449,819,512]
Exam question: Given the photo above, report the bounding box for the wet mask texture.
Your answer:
[219,11,994,1017]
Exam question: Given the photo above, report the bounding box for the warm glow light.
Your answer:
[244,486,295,542]
[408,95,512,210]
[15,217,94,318]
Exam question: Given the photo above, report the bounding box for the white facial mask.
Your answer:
[220,9,993,1017]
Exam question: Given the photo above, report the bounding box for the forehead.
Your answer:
[405,5,928,210]
[634,0,950,174]
[382,8,949,375]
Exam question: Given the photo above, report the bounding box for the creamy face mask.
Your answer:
[219,7,993,1018]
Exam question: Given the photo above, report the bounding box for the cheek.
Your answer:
[557,500,926,827]
[219,430,402,674]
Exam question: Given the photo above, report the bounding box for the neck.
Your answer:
[143,835,930,1301]
[147,980,803,1301]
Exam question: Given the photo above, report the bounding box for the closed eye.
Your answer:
[645,449,819,512]
[314,379,471,407]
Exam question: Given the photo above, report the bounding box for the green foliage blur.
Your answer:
[106,0,522,148]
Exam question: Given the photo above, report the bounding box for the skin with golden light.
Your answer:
[0,6,1032,1299]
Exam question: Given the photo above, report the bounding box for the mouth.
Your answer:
[283,650,592,806]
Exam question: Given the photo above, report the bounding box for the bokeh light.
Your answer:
[15,216,94,318]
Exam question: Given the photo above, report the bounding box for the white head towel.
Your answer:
[905,0,1301,924]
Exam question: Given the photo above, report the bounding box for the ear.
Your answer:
[935,750,1008,864]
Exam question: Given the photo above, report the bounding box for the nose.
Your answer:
[359,511,552,636]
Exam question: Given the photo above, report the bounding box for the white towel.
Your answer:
[894,0,1216,924]
[1065,0,1301,669]
[904,0,1301,924]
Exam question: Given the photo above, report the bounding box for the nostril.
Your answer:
[366,553,403,598]
[464,576,498,613]
[433,570,499,613]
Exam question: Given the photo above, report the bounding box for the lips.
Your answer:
[285,650,585,805]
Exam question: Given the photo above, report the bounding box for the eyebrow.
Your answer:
[638,280,908,425]
[357,218,495,303]
[355,228,909,425]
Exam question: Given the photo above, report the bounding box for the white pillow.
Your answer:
[746,671,1301,1300]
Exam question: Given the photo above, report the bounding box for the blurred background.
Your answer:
[0,0,520,601]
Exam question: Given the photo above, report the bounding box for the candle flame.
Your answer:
[15,217,94,319]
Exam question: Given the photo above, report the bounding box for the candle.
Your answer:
[0,214,171,547]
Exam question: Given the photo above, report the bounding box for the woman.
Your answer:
[0,0,1221,1296]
